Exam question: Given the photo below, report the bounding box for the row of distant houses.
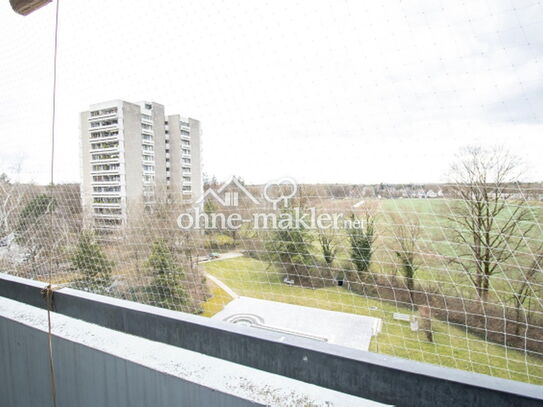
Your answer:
[400,189,444,199]
[356,186,543,201]
[370,190,443,200]
[200,178,543,210]
[360,186,445,199]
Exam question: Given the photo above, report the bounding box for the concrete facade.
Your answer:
[165,114,203,204]
[80,100,203,232]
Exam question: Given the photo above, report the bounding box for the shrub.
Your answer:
[205,233,235,250]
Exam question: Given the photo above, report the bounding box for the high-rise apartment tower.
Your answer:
[80,100,203,231]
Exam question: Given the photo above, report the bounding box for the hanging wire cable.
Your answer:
[45,1,61,406]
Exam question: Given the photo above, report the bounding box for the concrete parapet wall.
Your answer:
[1,272,542,407]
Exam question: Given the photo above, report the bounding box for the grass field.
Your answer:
[202,256,543,385]
[201,280,232,317]
[300,197,543,308]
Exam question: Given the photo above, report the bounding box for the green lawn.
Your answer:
[202,256,543,385]
[380,199,543,309]
[201,280,233,317]
[285,197,543,309]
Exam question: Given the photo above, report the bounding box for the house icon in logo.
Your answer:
[197,176,260,207]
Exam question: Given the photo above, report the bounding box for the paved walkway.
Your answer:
[204,273,239,299]
[197,251,244,264]
[200,252,244,299]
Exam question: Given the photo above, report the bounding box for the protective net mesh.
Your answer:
[1,0,542,387]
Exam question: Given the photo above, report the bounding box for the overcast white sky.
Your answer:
[1,0,542,185]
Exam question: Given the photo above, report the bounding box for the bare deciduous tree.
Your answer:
[448,146,534,302]
[511,253,543,336]
[418,305,433,342]
[317,229,337,265]
[0,173,25,237]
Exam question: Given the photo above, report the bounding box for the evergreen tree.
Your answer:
[265,209,315,283]
[144,239,189,311]
[391,214,420,305]
[348,213,375,274]
[71,231,113,291]
[267,212,314,266]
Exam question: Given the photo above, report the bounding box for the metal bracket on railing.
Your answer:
[40,284,56,312]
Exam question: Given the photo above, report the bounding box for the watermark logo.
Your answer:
[196,176,259,207]
[262,177,297,209]
[179,176,363,231]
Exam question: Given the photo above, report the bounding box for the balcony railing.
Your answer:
[89,109,118,119]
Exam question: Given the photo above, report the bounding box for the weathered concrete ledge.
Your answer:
[1,272,542,407]
[0,295,381,407]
